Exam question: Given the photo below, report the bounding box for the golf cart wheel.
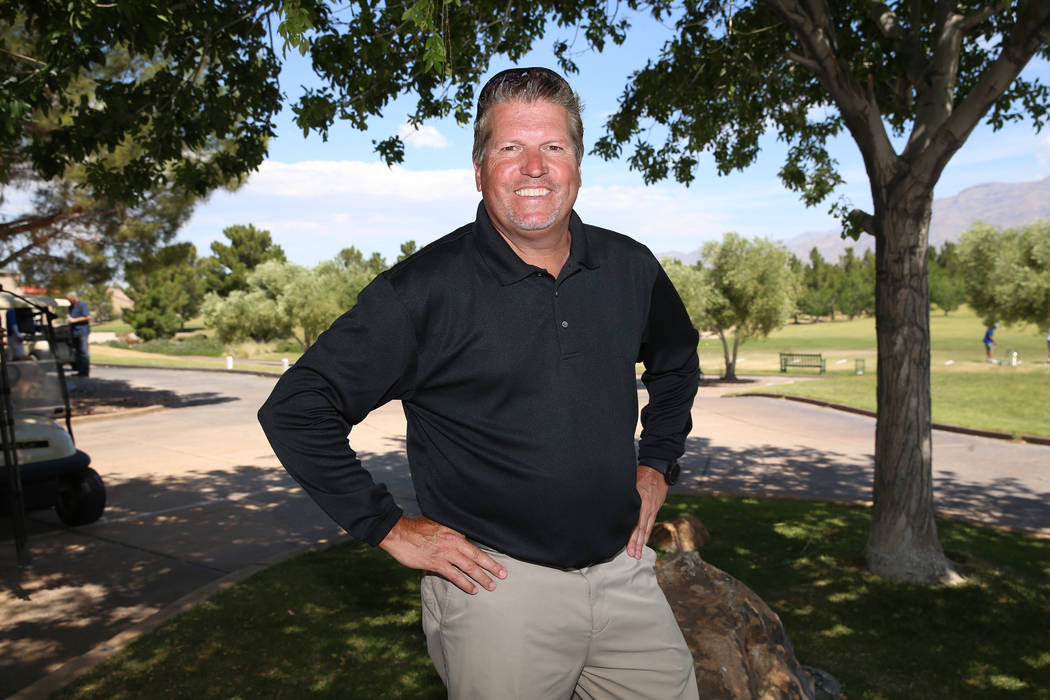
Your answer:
[55,468,106,526]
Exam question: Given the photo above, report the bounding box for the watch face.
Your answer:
[664,461,680,485]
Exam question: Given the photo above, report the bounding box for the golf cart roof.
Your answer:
[0,292,70,310]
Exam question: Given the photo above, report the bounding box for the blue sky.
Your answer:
[178,18,1050,266]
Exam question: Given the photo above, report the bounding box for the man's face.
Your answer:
[474,99,581,243]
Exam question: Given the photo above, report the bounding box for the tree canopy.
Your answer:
[1,2,284,202]
[929,242,967,316]
[798,248,842,320]
[202,245,389,349]
[0,1,291,284]
[123,242,205,339]
[680,233,799,381]
[959,220,1050,329]
[201,224,288,297]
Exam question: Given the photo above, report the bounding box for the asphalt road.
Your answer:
[2,366,1048,698]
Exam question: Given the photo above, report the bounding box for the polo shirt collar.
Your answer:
[473,202,600,286]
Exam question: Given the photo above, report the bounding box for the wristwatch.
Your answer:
[663,460,680,486]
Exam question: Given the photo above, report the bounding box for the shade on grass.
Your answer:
[53,496,1050,700]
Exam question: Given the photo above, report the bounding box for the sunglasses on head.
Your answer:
[478,67,568,101]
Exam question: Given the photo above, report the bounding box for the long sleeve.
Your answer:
[637,265,700,469]
[258,275,418,546]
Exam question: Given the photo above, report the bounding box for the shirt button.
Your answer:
[561,320,569,328]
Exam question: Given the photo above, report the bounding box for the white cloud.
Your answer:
[181,159,481,265]
[244,160,475,200]
[398,124,449,149]
[1038,133,1050,170]
[179,158,843,266]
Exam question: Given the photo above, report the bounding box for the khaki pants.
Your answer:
[421,546,699,700]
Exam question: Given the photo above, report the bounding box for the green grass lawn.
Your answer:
[717,308,1050,438]
[703,307,1048,375]
[91,345,283,374]
[742,371,1050,438]
[52,496,1050,700]
[90,320,135,334]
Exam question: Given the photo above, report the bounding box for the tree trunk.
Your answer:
[719,330,737,381]
[867,184,957,582]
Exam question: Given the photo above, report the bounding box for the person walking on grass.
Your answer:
[984,323,999,364]
[259,66,701,699]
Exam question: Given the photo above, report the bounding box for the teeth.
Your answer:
[515,188,549,196]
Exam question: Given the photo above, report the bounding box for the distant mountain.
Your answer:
[927,176,1050,246]
[660,248,704,265]
[661,177,1050,263]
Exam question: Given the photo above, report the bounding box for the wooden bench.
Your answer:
[779,352,826,374]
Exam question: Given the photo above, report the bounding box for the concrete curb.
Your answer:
[8,534,352,700]
[736,392,1050,446]
[70,404,168,424]
[93,362,281,379]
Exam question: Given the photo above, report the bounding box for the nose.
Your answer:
[520,147,546,177]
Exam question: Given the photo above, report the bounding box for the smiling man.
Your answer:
[259,67,700,699]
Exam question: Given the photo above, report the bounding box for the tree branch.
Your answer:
[871,2,905,39]
[958,2,1002,34]
[0,208,87,240]
[0,46,47,67]
[903,0,998,157]
[849,208,875,236]
[765,0,898,183]
[0,239,45,270]
[911,4,1050,186]
[872,0,928,89]
[784,50,822,75]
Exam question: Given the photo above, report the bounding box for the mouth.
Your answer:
[514,187,551,197]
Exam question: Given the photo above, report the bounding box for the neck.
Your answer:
[499,228,571,277]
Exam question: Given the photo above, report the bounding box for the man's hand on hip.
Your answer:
[379,515,508,594]
[627,465,669,559]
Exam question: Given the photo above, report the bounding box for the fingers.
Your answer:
[379,516,508,595]
[628,465,668,559]
[444,545,507,594]
[627,501,658,559]
[627,523,647,560]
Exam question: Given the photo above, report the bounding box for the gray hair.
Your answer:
[472,67,584,165]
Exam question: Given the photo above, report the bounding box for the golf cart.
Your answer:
[2,287,103,564]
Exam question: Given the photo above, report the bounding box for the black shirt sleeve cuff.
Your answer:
[639,458,672,474]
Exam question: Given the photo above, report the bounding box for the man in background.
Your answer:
[5,308,28,360]
[65,291,91,376]
[983,323,999,364]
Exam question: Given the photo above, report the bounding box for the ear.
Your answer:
[474,160,483,192]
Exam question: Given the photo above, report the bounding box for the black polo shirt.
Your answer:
[259,203,699,568]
